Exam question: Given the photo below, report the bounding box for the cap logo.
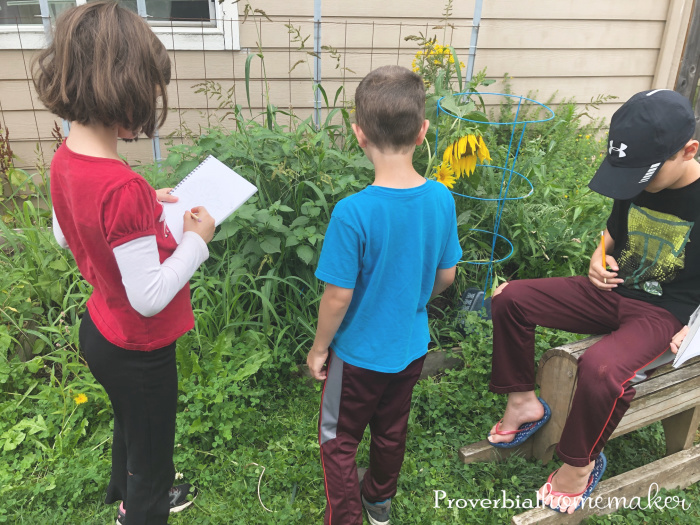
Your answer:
[639,163,661,184]
[609,140,628,158]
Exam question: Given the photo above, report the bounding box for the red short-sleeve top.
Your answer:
[50,142,194,351]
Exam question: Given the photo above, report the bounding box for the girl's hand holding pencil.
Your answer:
[588,229,623,291]
[183,206,215,243]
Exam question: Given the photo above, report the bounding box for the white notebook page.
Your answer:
[162,155,258,243]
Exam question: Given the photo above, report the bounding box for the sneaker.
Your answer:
[115,484,198,524]
[360,478,391,525]
[361,494,391,525]
[169,483,198,513]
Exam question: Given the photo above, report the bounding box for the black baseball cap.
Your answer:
[588,89,696,199]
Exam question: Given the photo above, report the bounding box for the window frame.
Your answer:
[0,0,240,50]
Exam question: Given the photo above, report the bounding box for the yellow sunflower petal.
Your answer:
[458,136,468,158]
[477,136,491,162]
[442,143,453,163]
[468,135,478,156]
[466,153,477,176]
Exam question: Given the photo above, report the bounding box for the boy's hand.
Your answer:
[588,252,623,291]
[156,188,178,203]
[307,346,329,381]
[670,325,690,354]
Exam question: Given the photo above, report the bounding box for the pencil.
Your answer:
[601,230,606,270]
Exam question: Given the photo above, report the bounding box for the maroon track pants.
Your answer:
[490,276,682,467]
[318,350,425,525]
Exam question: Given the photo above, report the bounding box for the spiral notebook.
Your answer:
[162,155,258,243]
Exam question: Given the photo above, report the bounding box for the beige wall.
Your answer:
[0,0,693,169]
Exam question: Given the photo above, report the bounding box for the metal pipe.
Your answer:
[37,0,52,36]
[465,0,483,85]
[134,0,161,162]
[313,0,322,129]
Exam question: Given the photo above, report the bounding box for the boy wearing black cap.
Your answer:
[485,89,700,513]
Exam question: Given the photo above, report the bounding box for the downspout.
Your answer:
[313,0,322,129]
[465,0,483,85]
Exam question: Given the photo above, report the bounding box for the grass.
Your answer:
[4,328,700,524]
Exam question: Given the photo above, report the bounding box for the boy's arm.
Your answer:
[307,283,354,381]
[430,266,456,299]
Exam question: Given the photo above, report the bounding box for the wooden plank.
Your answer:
[169,47,659,81]
[479,20,664,50]
[487,77,652,110]
[655,0,696,90]
[674,0,700,140]
[6,140,54,170]
[459,439,533,464]
[633,360,700,398]
[474,49,660,78]
[532,352,579,463]
[512,445,700,524]
[324,1,476,19]
[484,0,669,21]
[675,0,700,96]
[319,0,668,21]
[614,389,700,436]
[662,406,700,454]
[0,50,38,80]
[0,80,42,112]
[2,110,57,141]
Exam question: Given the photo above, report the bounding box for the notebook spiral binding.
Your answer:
[172,155,213,192]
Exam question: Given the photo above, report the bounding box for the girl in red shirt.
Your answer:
[33,3,215,523]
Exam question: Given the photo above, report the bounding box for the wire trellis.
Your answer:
[0,15,477,167]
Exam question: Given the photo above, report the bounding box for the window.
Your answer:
[0,0,240,50]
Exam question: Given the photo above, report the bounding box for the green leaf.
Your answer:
[48,259,68,272]
[448,46,463,92]
[290,216,310,228]
[260,236,281,254]
[245,53,255,112]
[296,245,314,265]
[572,206,582,222]
[440,95,475,119]
[0,325,11,353]
[0,353,9,385]
[232,353,270,381]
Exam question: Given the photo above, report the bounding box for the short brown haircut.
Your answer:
[32,1,170,138]
[355,65,425,152]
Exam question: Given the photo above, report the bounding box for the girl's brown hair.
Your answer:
[32,1,170,138]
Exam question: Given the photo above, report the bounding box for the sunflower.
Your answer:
[434,161,456,189]
[442,134,491,179]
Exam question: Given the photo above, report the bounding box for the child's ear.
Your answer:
[352,123,368,148]
[683,139,699,160]
[415,119,430,145]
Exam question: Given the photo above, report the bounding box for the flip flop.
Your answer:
[543,451,607,512]
[488,397,551,448]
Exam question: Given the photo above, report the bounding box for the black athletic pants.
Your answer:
[80,310,177,525]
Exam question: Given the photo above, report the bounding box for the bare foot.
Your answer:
[537,461,595,514]
[487,391,544,445]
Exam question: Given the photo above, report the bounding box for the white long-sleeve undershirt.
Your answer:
[52,212,208,317]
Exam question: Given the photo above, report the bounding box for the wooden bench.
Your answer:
[459,335,700,523]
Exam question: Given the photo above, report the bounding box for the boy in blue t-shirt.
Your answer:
[307,65,462,525]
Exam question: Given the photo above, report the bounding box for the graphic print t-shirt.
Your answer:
[607,178,700,324]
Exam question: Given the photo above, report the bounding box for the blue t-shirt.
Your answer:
[315,179,462,373]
